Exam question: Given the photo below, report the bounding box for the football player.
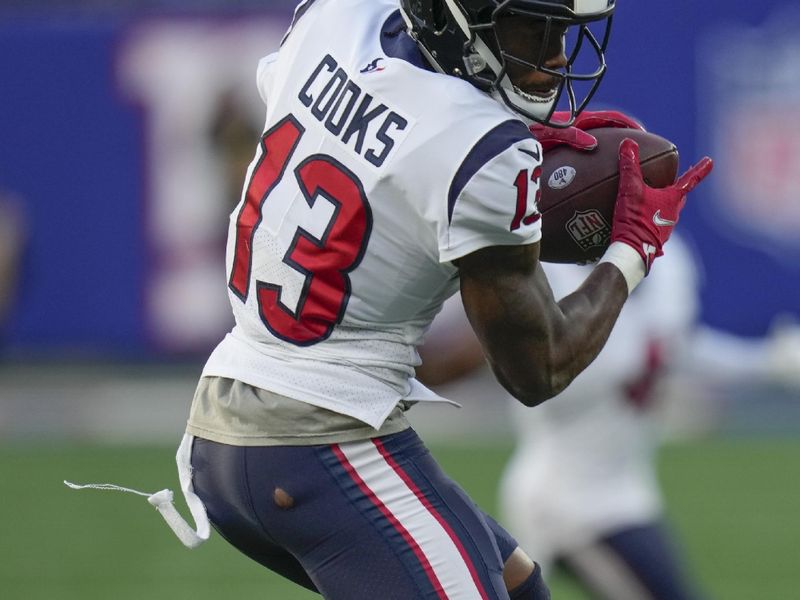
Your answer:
[177,1,712,598]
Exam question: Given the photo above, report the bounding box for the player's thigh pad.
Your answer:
[192,429,509,599]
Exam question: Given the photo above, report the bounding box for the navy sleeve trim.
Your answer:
[281,0,320,46]
[380,10,433,71]
[447,119,532,223]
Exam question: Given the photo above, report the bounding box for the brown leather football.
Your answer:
[538,127,679,263]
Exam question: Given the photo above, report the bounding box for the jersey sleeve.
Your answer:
[256,52,279,106]
[439,122,543,263]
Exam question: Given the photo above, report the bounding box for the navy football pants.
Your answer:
[191,428,525,599]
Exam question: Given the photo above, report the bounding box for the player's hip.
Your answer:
[191,428,513,598]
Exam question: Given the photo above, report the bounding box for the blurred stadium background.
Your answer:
[1,1,799,598]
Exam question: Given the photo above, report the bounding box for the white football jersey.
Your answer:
[499,236,700,566]
[202,0,543,428]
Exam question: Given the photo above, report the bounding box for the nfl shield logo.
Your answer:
[699,9,800,257]
[566,209,611,252]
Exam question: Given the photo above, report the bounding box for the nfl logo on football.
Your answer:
[566,209,611,252]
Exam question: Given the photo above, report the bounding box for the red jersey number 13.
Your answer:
[228,115,372,346]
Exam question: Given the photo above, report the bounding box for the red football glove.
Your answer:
[529,110,645,152]
[529,121,597,152]
[612,138,713,273]
[572,110,645,132]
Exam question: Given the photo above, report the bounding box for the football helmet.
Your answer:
[399,0,614,126]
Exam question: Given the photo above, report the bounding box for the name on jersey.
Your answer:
[298,54,409,168]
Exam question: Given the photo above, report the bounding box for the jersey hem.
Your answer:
[185,421,412,447]
[440,230,542,263]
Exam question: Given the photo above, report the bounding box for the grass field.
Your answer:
[2,437,798,599]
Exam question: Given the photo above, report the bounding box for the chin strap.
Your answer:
[65,434,210,549]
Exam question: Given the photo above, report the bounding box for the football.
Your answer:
[538,127,679,263]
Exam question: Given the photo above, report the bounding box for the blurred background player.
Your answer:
[416,235,704,599]
[418,233,800,600]
[498,236,707,600]
[0,192,27,352]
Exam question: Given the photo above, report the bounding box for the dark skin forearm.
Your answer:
[457,241,627,406]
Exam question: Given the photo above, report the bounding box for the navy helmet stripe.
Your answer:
[448,119,532,223]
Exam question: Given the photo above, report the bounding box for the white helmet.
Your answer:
[400,0,615,126]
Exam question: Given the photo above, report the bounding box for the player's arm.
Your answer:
[457,140,713,407]
[457,241,627,406]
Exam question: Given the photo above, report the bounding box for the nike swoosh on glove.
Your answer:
[529,110,645,153]
[611,138,713,273]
